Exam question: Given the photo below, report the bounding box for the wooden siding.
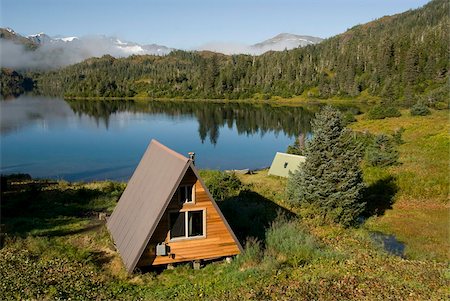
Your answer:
[137,168,240,266]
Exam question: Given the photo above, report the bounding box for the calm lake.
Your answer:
[1,96,326,181]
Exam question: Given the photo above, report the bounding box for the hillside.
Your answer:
[0,28,38,50]
[30,0,449,103]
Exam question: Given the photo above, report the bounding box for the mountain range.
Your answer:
[0,28,322,69]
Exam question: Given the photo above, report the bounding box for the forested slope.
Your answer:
[31,0,449,102]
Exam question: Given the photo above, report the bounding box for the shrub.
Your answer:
[365,134,399,167]
[201,171,243,201]
[236,237,263,268]
[367,105,401,120]
[392,127,405,145]
[265,216,322,267]
[342,111,357,125]
[410,102,431,116]
[0,247,107,300]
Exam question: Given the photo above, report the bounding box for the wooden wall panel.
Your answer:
[137,169,240,267]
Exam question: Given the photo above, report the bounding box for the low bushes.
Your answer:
[200,170,243,201]
[410,102,431,116]
[238,216,331,269]
[265,217,324,267]
[366,105,401,120]
[365,134,399,167]
[0,248,107,300]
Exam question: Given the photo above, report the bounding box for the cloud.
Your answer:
[195,39,309,56]
[195,42,255,55]
[0,36,169,70]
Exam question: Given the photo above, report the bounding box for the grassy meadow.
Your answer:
[0,109,448,300]
[351,109,449,261]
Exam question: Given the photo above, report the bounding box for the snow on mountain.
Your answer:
[198,33,323,55]
[26,32,52,45]
[252,33,323,52]
[57,37,79,42]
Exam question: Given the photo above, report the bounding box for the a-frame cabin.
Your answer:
[107,139,242,273]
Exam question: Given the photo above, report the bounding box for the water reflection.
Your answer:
[0,96,74,135]
[67,99,316,144]
[0,96,362,180]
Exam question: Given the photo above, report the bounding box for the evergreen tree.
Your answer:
[286,106,365,226]
[365,134,399,167]
[410,101,431,116]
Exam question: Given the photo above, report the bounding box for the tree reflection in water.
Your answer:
[67,99,319,145]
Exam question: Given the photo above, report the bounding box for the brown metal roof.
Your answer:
[107,139,190,273]
[107,139,242,273]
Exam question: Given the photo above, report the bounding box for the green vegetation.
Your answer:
[1,105,448,299]
[0,68,35,98]
[286,106,365,226]
[410,101,431,116]
[365,134,399,167]
[351,109,449,260]
[0,0,448,296]
[198,170,243,201]
[366,105,402,120]
[18,0,445,103]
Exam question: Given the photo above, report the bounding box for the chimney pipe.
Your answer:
[188,152,195,165]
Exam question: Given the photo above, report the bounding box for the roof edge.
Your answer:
[275,152,307,159]
[126,159,192,273]
[189,162,244,253]
[150,139,189,163]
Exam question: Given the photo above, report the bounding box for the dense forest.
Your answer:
[0,68,35,98]
[4,0,449,104]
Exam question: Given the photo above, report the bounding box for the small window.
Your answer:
[179,185,194,203]
[169,210,205,240]
[169,212,185,238]
[188,211,203,237]
[284,162,288,168]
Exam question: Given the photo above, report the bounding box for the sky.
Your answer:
[1,0,430,49]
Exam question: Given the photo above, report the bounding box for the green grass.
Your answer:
[351,109,449,261]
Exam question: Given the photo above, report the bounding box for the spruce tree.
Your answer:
[365,134,399,167]
[286,106,365,226]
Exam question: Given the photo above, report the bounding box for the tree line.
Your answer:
[3,0,449,104]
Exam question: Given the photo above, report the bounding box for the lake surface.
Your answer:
[1,96,321,181]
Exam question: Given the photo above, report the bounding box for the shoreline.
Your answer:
[63,95,376,106]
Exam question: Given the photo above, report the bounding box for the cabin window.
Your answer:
[179,185,194,203]
[284,162,288,168]
[169,209,205,240]
[169,212,186,238]
[188,211,203,237]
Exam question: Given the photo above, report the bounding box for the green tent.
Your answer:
[268,152,306,178]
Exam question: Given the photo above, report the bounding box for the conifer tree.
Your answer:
[365,134,399,167]
[286,106,365,226]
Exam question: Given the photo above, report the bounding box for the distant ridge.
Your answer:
[0,28,321,68]
[197,33,323,55]
[251,33,323,52]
